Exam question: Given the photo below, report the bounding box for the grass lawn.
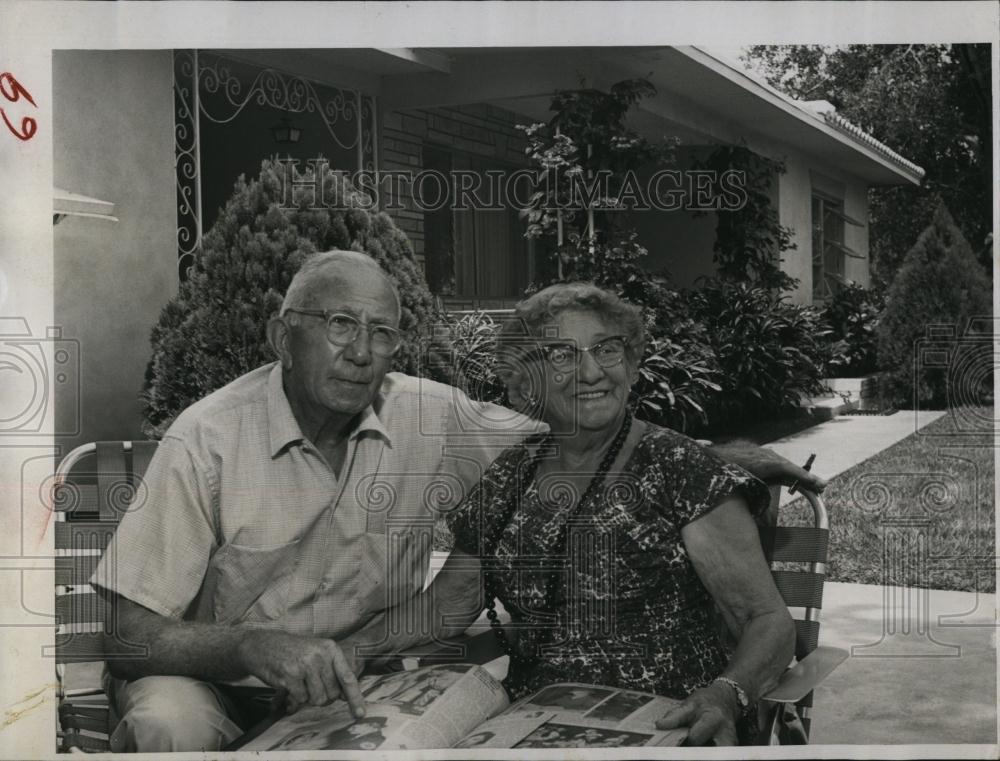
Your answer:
[780,406,995,593]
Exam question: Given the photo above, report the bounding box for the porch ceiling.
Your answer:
[378,46,921,186]
[211,46,921,187]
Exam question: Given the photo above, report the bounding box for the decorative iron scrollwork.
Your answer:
[173,50,377,281]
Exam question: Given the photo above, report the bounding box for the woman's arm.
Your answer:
[339,548,486,668]
[656,497,795,746]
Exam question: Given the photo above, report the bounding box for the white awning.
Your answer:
[53,187,118,224]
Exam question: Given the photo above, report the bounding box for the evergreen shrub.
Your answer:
[876,205,992,408]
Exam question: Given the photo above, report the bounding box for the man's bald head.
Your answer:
[281,250,401,324]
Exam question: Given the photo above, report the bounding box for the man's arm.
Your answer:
[93,435,364,715]
[706,440,827,492]
[459,392,825,494]
[103,592,366,716]
[338,549,484,668]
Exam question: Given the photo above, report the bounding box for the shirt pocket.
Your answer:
[357,526,430,617]
[210,538,301,624]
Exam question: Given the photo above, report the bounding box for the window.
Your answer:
[811,193,864,301]
[423,146,534,303]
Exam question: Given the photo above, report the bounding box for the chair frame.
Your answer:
[54,441,158,753]
[753,487,847,743]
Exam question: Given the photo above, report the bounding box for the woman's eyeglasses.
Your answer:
[532,335,629,370]
[283,309,402,357]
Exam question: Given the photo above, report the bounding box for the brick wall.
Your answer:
[379,103,532,275]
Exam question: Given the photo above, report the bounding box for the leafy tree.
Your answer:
[141,158,438,437]
[876,205,992,408]
[519,79,678,299]
[742,44,992,285]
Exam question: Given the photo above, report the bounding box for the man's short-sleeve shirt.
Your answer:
[92,362,540,638]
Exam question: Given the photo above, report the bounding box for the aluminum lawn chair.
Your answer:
[54,441,157,753]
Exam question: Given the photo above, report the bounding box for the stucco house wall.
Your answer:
[53,50,178,455]
[779,154,872,304]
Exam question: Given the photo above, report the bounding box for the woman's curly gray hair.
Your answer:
[495,283,646,407]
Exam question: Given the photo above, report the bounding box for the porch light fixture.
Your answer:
[271,113,303,144]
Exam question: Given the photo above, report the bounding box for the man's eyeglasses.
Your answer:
[283,309,402,357]
[532,335,629,370]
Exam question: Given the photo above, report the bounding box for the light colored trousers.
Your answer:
[104,673,245,752]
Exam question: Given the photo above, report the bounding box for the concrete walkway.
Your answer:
[763,408,996,745]
[764,409,946,505]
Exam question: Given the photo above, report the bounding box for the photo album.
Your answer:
[241,663,687,751]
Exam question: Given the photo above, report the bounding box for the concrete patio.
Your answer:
[765,407,996,744]
[811,581,996,744]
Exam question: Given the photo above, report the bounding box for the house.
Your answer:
[53,46,923,451]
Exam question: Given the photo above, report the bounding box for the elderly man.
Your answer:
[93,249,823,751]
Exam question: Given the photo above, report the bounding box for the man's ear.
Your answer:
[267,315,293,370]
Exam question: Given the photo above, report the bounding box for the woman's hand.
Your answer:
[655,680,741,746]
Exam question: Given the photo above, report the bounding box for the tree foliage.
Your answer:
[821,283,884,378]
[141,159,438,437]
[518,80,723,429]
[693,144,798,292]
[519,78,678,297]
[742,44,992,285]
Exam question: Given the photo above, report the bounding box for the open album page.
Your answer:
[242,664,509,751]
[454,682,688,749]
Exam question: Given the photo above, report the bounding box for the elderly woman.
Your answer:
[439,282,795,746]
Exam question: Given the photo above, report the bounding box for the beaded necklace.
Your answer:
[482,410,633,698]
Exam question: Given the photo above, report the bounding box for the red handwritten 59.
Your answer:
[1,72,38,142]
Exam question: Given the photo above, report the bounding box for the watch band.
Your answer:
[713,676,751,715]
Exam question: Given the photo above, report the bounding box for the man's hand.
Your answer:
[238,630,365,717]
[337,632,388,676]
[710,442,827,493]
[655,680,740,746]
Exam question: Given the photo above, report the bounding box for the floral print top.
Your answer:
[446,422,771,702]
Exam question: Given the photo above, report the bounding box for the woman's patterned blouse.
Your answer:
[446,422,771,702]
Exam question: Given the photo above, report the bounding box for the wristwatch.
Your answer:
[713,676,751,715]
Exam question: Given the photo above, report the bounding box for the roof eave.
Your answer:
[680,46,925,187]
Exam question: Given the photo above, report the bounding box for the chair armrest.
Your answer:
[760,646,848,704]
